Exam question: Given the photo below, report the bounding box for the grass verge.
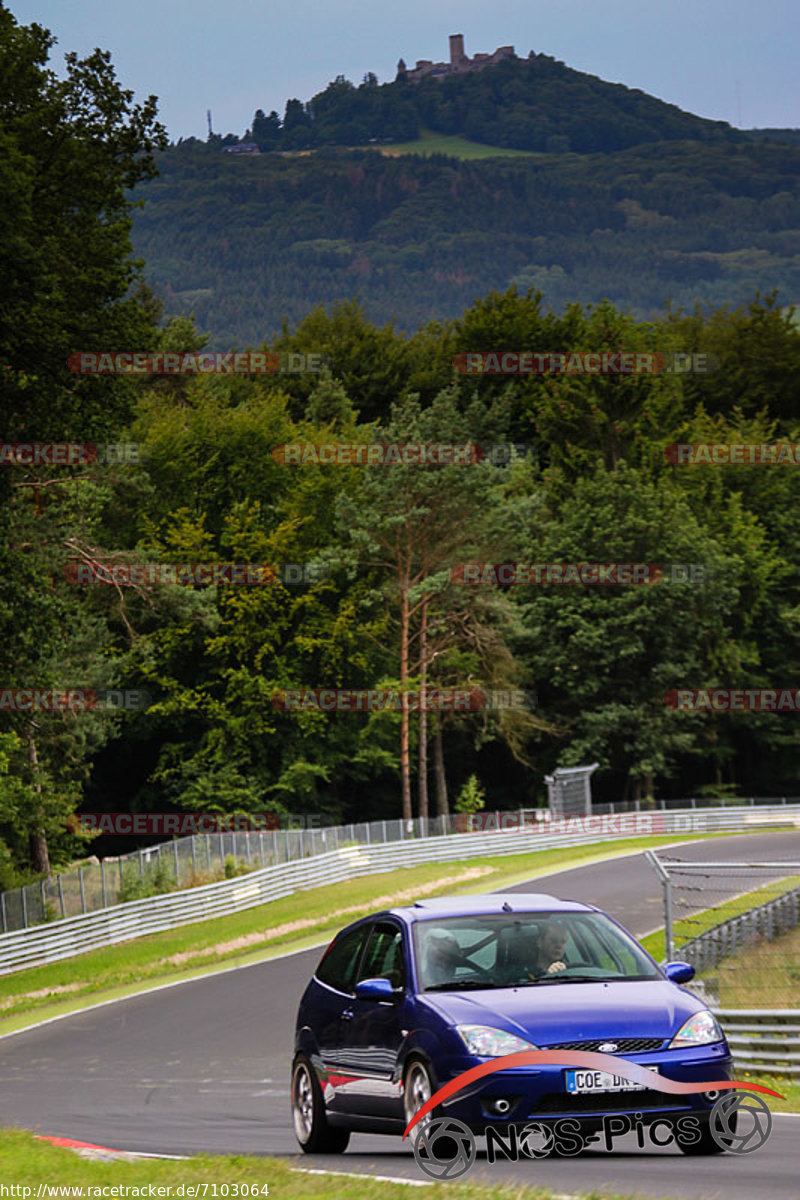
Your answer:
[0,833,732,1031]
[0,1127,657,1198]
[712,921,800,1007]
[733,1074,800,1113]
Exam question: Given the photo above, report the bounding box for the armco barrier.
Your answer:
[0,805,798,976]
[716,1010,800,1078]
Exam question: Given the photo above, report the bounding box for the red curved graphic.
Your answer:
[402,1049,784,1139]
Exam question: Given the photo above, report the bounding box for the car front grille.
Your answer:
[542,1037,665,1053]
[532,1090,685,1115]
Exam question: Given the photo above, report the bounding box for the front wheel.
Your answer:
[403,1058,438,1143]
[291,1054,351,1154]
[677,1112,737,1156]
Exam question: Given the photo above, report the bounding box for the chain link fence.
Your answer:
[646,852,800,1008]
[0,816,457,932]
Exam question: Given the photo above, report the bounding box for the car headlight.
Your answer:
[668,1010,724,1049]
[456,1025,539,1057]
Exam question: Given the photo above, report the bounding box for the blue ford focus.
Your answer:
[291,894,733,1155]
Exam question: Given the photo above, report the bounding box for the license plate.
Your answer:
[565,1067,659,1094]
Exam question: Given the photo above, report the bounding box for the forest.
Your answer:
[1,4,799,887]
[132,139,800,347]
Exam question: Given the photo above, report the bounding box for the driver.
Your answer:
[532,920,569,976]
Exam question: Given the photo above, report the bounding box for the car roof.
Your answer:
[388,893,598,922]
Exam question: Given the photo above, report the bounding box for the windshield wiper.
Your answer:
[519,974,608,985]
[424,980,495,992]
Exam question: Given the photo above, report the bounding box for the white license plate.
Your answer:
[565,1067,659,1094]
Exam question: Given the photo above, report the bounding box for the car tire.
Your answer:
[291,1054,351,1154]
[403,1058,438,1143]
[677,1112,737,1156]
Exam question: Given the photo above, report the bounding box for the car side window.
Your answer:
[315,925,370,994]
[358,922,406,989]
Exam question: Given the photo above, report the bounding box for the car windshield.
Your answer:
[414,911,661,991]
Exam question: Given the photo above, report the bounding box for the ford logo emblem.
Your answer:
[598,1041,619,1052]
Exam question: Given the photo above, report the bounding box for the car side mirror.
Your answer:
[354,977,396,1002]
[664,961,695,984]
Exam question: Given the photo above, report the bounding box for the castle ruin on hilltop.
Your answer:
[397,34,515,83]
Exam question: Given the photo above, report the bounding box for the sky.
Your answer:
[11,0,800,142]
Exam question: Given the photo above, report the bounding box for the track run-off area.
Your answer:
[1,830,798,1200]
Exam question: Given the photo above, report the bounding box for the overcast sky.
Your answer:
[12,0,800,141]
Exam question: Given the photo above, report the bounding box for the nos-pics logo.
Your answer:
[412,1092,772,1180]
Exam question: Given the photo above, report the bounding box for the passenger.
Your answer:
[422,930,462,987]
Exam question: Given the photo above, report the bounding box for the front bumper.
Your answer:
[436,1043,734,1132]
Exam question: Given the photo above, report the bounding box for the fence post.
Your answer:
[645,851,674,960]
[173,839,180,882]
[191,836,197,878]
[101,861,107,909]
[79,868,86,915]
[21,886,28,929]
[0,891,6,933]
[40,878,47,921]
[260,830,266,867]
[139,849,144,877]
[663,874,674,959]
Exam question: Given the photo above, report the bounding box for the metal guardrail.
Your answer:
[595,796,799,813]
[0,804,799,976]
[4,796,796,933]
[715,1010,800,1078]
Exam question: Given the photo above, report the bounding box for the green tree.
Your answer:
[0,3,167,448]
[516,465,750,799]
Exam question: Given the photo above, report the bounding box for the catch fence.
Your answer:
[646,852,800,1009]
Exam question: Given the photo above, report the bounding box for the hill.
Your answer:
[238,52,742,155]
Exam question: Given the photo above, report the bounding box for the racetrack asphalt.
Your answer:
[1,830,798,1199]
